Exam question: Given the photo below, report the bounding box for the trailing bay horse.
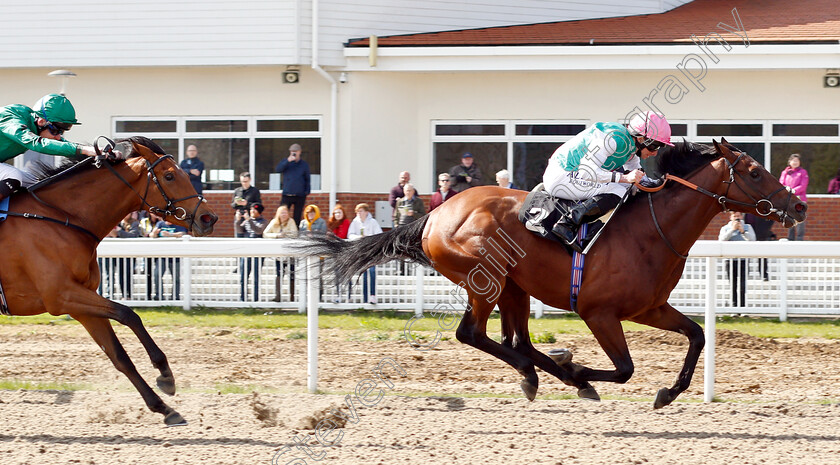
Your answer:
[302,138,806,408]
[0,136,217,425]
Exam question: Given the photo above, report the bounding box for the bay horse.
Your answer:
[0,136,217,425]
[302,139,806,408]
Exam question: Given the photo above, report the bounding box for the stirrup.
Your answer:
[551,222,583,253]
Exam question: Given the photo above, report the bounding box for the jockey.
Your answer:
[0,94,100,202]
[542,111,673,251]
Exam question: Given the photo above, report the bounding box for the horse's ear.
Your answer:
[116,141,139,159]
[682,137,693,151]
[721,137,729,145]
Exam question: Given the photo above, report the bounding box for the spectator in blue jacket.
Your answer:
[275,143,311,226]
[179,144,204,194]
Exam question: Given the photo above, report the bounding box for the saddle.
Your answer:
[518,184,603,255]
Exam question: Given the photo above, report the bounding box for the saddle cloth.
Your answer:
[518,183,603,254]
[0,196,8,222]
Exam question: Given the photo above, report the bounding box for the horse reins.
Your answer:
[636,151,791,259]
[0,137,203,242]
[94,138,204,231]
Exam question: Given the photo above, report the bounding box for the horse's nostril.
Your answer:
[201,214,216,224]
[796,203,807,213]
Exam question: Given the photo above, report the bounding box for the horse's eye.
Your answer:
[749,170,760,179]
[164,172,175,181]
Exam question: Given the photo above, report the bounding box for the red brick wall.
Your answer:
[699,197,830,241]
[205,192,433,237]
[206,192,830,241]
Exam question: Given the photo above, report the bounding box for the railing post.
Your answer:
[535,299,544,319]
[307,256,319,393]
[182,236,191,310]
[298,257,306,314]
[704,256,716,403]
[414,264,424,317]
[779,258,788,322]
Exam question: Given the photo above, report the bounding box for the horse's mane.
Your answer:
[654,139,721,178]
[26,136,163,187]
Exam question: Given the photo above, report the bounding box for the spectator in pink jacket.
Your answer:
[779,153,808,241]
[827,168,840,194]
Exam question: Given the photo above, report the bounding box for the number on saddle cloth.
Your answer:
[518,184,603,248]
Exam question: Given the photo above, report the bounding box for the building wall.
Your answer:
[0,0,690,68]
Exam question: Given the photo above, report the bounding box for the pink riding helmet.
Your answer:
[627,111,674,146]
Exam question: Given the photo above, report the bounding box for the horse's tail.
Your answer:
[299,215,431,282]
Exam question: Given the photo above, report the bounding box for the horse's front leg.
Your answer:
[109,301,178,395]
[74,314,186,425]
[630,303,705,408]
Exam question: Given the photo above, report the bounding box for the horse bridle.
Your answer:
[95,137,204,231]
[638,149,792,259]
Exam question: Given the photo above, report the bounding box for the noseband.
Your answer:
[637,150,791,259]
[95,137,204,231]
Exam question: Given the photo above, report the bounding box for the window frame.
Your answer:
[112,115,323,193]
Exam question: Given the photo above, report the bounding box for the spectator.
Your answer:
[327,204,350,238]
[745,213,777,281]
[827,168,840,194]
[264,205,298,302]
[239,202,267,301]
[275,143,311,227]
[779,153,808,241]
[299,204,326,236]
[231,172,261,238]
[327,204,351,302]
[719,211,756,307]
[393,183,426,226]
[151,218,188,301]
[495,169,520,190]
[111,212,140,299]
[430,173,458,211]
[179,144,204,194]
[388,171,410,209]
[139,212,161,300]
[448,153,483,193]
[347,203,383,304]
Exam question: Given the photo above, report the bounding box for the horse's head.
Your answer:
[120,137,218,236]
[712,138,807,228]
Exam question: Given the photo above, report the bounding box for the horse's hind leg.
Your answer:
[74,315,186,425]
[456,294,540,401]
[499,279,597,400]
[498,284,539,400]
[110,302,176,395]
[630,303,704,409]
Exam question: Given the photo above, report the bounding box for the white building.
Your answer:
[1,0,838,235]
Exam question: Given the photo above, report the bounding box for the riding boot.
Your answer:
[551,194,621,252]
[273,276,283,302]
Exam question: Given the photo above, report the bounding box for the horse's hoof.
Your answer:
[653,388,672,409]
[157,375,176,396]
[577,387,600,401]
[520,379,538,401]
[548,348,573,366]
[164,411,188,427]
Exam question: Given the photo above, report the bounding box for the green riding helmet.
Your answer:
[33,93,81,125]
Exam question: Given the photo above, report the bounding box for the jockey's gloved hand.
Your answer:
[639,175,664,188]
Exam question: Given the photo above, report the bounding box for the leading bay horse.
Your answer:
[0,136,217,425]
[302,139,806,408]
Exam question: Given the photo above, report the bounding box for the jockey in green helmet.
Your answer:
[0,94,101,201]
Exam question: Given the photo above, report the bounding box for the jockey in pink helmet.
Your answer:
[541,111,673,251]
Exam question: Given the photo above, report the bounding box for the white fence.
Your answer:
[95,238,840,400]
[97,238,840,320]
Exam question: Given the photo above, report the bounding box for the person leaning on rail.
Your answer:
[541,111,673,252]
[0,94,108,203]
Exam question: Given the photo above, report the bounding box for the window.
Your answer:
[771,143,839,195]
[113,116,321,191]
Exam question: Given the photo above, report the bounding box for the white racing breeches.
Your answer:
[544,169,630,201]
[0,162,37,188]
